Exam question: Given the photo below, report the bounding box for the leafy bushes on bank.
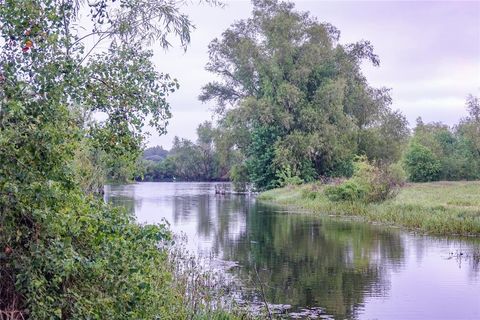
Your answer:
[1,184,187,319]
[403,143,442,182]
[325,180,366,202]
[403,113,480,182]
[325,158,403,203]
[276,165,304,187]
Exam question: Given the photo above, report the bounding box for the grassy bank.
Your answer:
[258,181,480,236]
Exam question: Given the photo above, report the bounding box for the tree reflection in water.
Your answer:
[210,202,403,319]
[105,183,480,320]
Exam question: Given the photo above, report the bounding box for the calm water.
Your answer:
[105,182,480,320]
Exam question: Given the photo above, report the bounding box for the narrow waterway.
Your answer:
[105,182,480,320]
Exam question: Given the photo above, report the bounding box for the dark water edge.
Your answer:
[105,182,480,320]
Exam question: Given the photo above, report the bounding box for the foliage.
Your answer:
[139,121,237,182]
[245,126,280,191]
[136,121,244,185]
[276,166,304,187]
[200,0,409,190]
[0,0,230,318]
[140,157,177,181]
[196,121,220,180]
[325,157,401,203]
[358,110,410,163]
[404,107,480,182]
[403,143,443,182]
[72,140,106,194]
[143,145,169,162]
[325,180,366,202]
[22,198,182,319]
[230,164,249,192]
[259,181,480,236]
[387,161,407,186]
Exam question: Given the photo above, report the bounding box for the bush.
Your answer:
[403,143,442,182]
[276,166,304,187]
[325,180,366,202]
[1,187,189,319]
[387,162,407,186]
[325,157,402,203]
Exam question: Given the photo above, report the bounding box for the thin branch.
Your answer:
[70,30,113,48]
[76,33,109,68]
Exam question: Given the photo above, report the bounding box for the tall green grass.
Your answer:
[258,181,480,235]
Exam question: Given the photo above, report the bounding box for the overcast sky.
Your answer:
[145,0,480,149]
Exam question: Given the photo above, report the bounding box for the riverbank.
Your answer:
[258,181,480,236]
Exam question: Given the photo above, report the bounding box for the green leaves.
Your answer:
[0,0,198,318]
[200,0,407,190]
[404,143,442,182]
[404,107,480,182]
[325,157,402,203]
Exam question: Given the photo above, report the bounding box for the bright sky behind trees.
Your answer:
[144,0,479,148]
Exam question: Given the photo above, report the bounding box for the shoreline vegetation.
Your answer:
[2,0,478,318]
[258,181,480,236]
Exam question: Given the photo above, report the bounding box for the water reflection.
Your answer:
[105,182,480,319]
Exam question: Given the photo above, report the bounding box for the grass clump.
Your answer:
[258,181,480,236]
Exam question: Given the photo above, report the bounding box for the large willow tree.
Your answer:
[201,0,409,190]
[0,0,213,318]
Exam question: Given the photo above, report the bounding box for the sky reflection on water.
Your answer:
[105,182,480,319]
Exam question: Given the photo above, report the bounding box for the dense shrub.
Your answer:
[387,161,408,186]
[325,158,402,203]
[1,184,188,319]
[325,180,366,202]
[403,143,442,182]
[407,113,480,181]
[276,166,304,187]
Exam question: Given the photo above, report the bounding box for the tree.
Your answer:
[143,145,169,162]
[0,0,207,317]
[169,137,204,180]
[466,94,480,122]
[458,94,480,157]
[406,103,480,182]
[358,110,410,163]
[196,121,219,180]
[200,0,408,190]
[453,95,480,179]
[403,143,442,182]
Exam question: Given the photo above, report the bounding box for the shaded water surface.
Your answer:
[105,182,480,319]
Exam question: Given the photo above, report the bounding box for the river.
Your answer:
[105,182,480,320]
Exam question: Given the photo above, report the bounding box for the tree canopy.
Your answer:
[403,96,480,182]
[0,0,220,318]
[200,0,409,190]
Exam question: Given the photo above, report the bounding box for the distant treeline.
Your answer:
[133,0,480,190]
[137,94,480,187]
[136,122,237,182]
[404,95,480,182]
